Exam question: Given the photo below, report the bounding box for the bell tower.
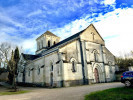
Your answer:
[36,31,60,54]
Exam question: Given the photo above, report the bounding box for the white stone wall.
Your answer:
[85,41,103,62]
[44,52,60,85]
[24,57,45,84]
[17,72,23,82]
[32,58,45,83]
[80,24,105,46]
[45,35,60,47]
[105,65,116,82]
[25,69,33,83]
[59,40,83,82]
[103,46,115,65]
[63,63,83,80]
[59,40,80,62]
[87,64,93,80]
[17,24,117,87]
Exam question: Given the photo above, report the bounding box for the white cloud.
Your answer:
[52,8,133,57]
[94,8,133,57]
[0,28,37,54]
[103,0,116,5]
[52,18,89,40]
[0,12,23,27]
[27,9,43,17]
[22,38,37,54]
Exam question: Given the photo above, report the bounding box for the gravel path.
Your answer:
[0,82,124,100]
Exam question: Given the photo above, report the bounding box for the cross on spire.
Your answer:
[91,32,95,40]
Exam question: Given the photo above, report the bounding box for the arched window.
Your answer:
[72,61,76,72]
[38,67,40,75]
[51,64,53,71]
[48,40,50,47]
[70,58,77,72]
[93,50,98,62]
[94,52,98,62]
[28,70,30,76]
[54,41,56,45]
[108,61,112,73]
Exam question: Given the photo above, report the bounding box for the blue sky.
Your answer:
[0,0,133,57]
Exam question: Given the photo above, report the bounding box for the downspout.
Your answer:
[79,38,86,84]
[101,45,106,82]
[58,52,64,87]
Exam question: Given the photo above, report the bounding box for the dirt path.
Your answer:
[0,82,124,100]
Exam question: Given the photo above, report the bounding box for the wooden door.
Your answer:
[50,73,53,87]
[94,68,99,83]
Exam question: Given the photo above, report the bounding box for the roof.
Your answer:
[22,53,40,60]
[45,31,59,37]
[90,24,105,42]
[47,29,85,50]
[47,24,104,50]
[36,31,59,40]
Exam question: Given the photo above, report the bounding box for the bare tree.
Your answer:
[0,42,12,68]
[0,42,20,91]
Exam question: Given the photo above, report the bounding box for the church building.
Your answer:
[17,24,116,87]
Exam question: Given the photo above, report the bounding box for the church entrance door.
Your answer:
[94,68,99,83]
[50,73,53,87]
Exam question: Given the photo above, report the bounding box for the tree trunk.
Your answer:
[12,72,17,92]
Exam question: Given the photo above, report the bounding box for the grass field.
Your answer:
[0,90,30,95]
[85,87,133,100]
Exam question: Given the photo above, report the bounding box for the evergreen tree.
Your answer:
[8,47,20,91]
[14,47,19,74]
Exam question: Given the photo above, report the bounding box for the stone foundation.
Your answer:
[63,80,84,87]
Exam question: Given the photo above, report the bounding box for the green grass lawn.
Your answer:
[85,87,133,100]
[0,90,30,95]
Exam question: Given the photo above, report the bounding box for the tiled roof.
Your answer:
[22,53,40,60]
[36,31,59,40]
[23,28,86,61]
[44,31,59,37]
[47,29,85,49]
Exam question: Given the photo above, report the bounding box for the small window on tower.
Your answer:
[48,40,50,47]
[54,41,56,45]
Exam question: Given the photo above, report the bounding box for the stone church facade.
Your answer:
[17,24,116,87]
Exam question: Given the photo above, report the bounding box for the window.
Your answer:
[70,58,77,73]
[48,40,50,47]
[125,72,133,76]
[51,64,53,71]
[110,67,112,73]
[94,52,98,62]
[19,73,21,77]
[72,61,76,72]
[38,67,40,75]
[54,41,56,45]
[28,70,30,76]
[108,62,112,73]
[58,66,61,75]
